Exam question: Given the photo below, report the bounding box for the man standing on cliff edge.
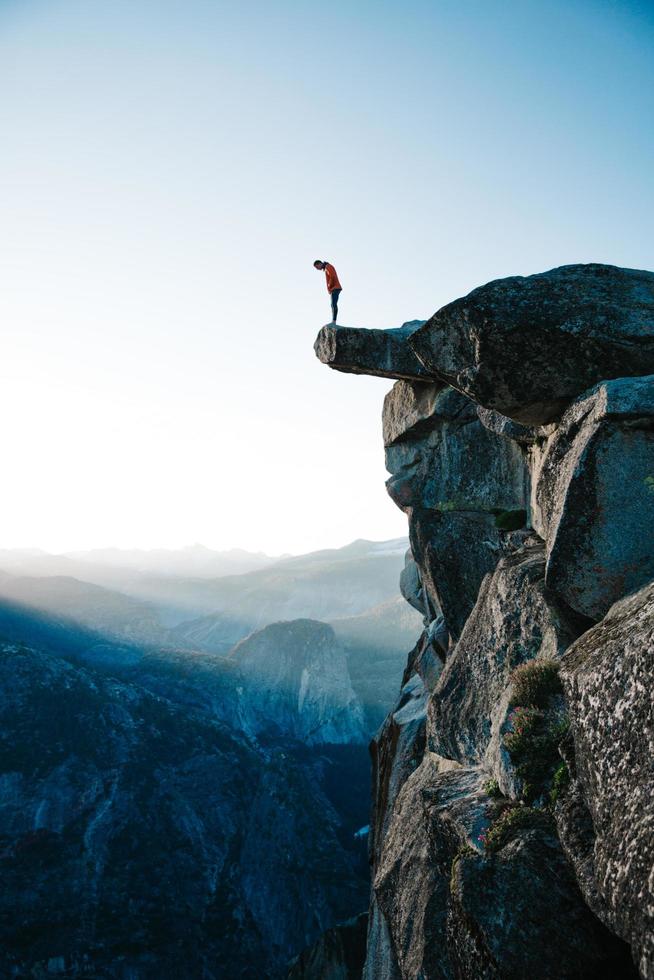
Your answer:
[313,259,342,323]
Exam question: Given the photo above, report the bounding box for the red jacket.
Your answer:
[324,262,342,293]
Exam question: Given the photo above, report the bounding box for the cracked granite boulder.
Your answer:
[428,540,582,797]
[409,508,529,642]
[559,581,654,978]
[448,825,633,979]
[531,374,654,620]
[409,263,654,425]
[383,383,527,513]
[383,381,529,638]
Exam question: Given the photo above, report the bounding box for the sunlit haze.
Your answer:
[1,0,653,554]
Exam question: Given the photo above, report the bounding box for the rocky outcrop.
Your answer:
[559,582,654,978]
[410,263,654,424]
[409,509,528,641]
[316,265,654,425]
[447,821,631,979]
[315,321,428,381]
[314,262,653,978]
[367,755,627,979]
[368,641,431,864]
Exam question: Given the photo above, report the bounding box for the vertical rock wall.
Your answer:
[313,263,654,979]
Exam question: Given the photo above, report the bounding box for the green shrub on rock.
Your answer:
[503,660,568,804]
[549,762,571,806]
[504,707,569,804]
[484,778,502,799]
[510,659,562,708]
[479,805,552,853]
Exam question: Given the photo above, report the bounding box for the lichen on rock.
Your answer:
[559,582,654,978]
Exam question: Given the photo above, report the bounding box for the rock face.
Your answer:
[447,822,631,979]
[428,540,582,796]
[314,263,653,978]
[383,380,529,638]
[368,754,627,980]
[531,375,654,620]
[559,582,654,978]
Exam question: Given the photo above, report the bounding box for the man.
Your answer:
[313,259,342,323]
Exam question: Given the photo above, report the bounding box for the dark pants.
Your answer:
[330,288,342,323]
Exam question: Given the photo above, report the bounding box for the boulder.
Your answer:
[559,581,654,978]
[384,383,526,515]
[531,375,654,620]
[428,541,582,796]
[448,829,634,979]
[314,321,428,381]
[382,380,451,447]
[409,263,654,424]
[476,405,546,446]
[399,548,427,619]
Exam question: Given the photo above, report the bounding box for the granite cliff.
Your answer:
[308,263,654,979]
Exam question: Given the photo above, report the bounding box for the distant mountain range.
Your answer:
[0,537,410,629]
[0,543,279,579]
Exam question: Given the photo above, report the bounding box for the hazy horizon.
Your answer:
[2,0,653,554]
[0,534,408,560]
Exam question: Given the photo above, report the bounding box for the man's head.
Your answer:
[313,260,326,270]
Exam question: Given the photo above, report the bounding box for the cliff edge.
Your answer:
[308,262,654,979]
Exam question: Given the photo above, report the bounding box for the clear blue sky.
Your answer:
[1,0,653,554]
